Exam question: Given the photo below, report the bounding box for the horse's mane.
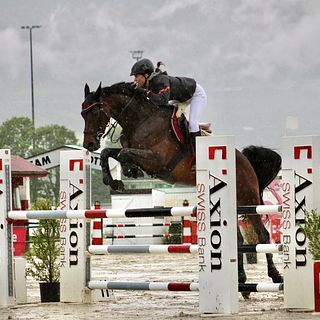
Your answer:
[102,82,172,114]
[103,82,135,96]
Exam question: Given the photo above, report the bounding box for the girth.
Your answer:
[153,144,189,183]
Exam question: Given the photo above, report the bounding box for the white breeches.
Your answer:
[188,83,207,133]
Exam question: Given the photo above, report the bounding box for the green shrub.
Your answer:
[300,209,320,260]
[25,198,60,283]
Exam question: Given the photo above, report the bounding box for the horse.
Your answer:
[81,82,283,295]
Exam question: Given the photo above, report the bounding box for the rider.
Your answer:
[130,58,207,155]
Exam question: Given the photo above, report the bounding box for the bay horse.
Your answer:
[81,82,283,295]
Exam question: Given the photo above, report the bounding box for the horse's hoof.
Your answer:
[270,272,283,283]
[131,168,144,179]
[111,180,125,192]
[122,168,132,178]
[241,292,250,300]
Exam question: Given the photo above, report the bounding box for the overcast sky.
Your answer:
[1,0,320,150]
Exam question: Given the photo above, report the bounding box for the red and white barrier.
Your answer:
[2,135,320,314]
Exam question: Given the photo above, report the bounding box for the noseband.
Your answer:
[82,101,109,138]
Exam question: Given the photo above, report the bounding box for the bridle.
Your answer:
[82,101,110,139]
[82,89,137,140]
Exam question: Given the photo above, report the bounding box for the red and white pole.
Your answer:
[92,201,103,245]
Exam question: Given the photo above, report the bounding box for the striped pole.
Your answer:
[92,201,103,245]
[239,283,284,292]
[105,234,180,239]
[237,205,282,215]
[88,244,282,255]
[8,204,280,220]
[88,244,198,254]
[87,280,283,293]
[238,243,283,253]
[88,280,199,291]
[8,206,196,220]
[104,222,177,228]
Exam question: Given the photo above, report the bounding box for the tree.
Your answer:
[34,125,78,154]
[0,117,79,204]
[0,117,33,157]
[0,117,113,206]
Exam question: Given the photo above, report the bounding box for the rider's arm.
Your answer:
[147,75,171,105]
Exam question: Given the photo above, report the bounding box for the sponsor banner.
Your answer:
[196,136,238,314]
[282,136,320,310]
[59,150,92,303]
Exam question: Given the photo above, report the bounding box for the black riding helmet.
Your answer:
[130,58,154,76]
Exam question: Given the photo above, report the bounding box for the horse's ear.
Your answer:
[96,82,102,98]
[84,83,90,98]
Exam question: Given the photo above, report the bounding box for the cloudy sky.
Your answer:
[1,0,320,150]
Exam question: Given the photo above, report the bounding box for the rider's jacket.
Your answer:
[146,71,196,105]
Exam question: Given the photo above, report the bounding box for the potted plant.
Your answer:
[25,198,60,302]
[300,209,320,312]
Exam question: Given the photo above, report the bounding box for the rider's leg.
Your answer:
[189,84,207,166]
[188,83,207,135]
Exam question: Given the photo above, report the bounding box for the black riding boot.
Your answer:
[190,131,201,170]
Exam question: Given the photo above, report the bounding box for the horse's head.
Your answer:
[81,83,110,152]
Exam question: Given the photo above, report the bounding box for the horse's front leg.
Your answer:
[100,148,125,191]
[118,148,162,172]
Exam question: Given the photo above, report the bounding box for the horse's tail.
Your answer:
[242,146,281,196]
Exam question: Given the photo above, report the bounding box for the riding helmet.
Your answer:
[130,58,154,76]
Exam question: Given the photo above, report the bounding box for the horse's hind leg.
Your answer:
[248,215,283,283]
[238,226,250,299]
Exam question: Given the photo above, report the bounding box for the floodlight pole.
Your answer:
[21,25,41,151]
[130,50,144,61]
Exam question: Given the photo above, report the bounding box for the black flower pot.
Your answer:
[39,282,60,302]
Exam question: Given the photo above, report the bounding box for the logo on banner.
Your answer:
[208,146,227,160]
[197,144,229,273]
[60,159,86,268]
[294,146,313,174]
[294,146,312,159]
[209,173,227,271]
[208,145,228,271]
[294,173,312,268]
[69,159,84,171]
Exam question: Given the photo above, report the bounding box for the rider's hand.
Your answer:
[130,82,138,89]
[134,86,147,96]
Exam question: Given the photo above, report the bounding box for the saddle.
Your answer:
[170,104,212,145]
